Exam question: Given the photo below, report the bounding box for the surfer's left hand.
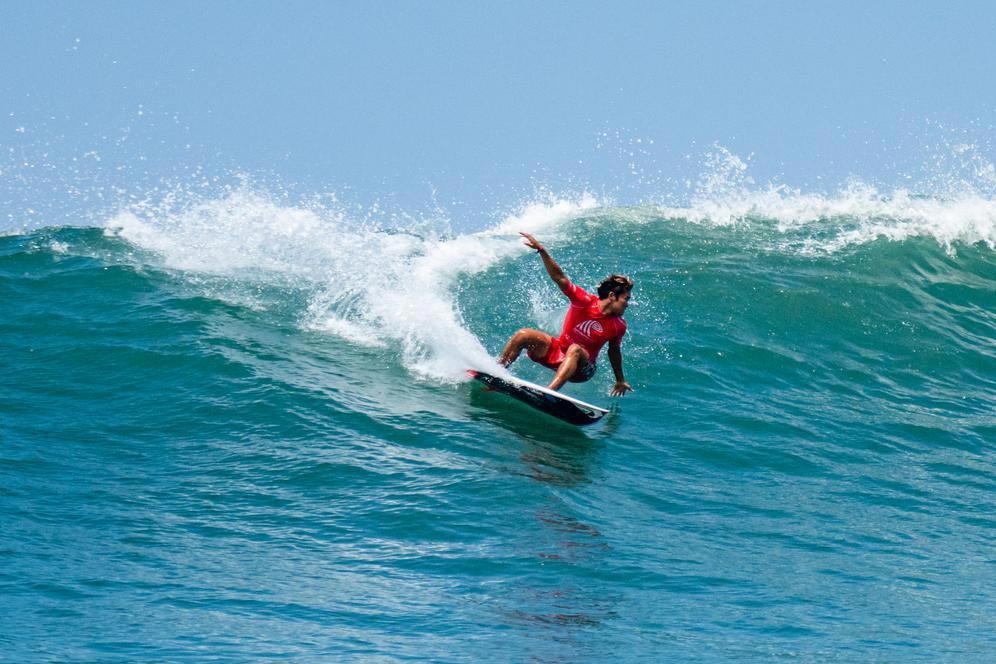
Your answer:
[610,381,633,397]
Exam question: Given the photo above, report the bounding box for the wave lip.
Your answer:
[650,181,996,253]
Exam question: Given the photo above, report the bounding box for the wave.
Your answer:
[7,180,996,436]
[105,187,600,383]
[73,153,996,386]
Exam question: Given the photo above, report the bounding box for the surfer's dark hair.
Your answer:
[597,274,633,299]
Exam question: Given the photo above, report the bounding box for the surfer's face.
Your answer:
[607,290,631,315]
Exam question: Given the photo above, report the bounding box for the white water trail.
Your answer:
[107,187,600,383]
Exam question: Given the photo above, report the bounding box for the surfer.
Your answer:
[498,232,634,396]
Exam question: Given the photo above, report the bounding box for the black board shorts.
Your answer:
[569,355,596,382]
[540,340,596,383]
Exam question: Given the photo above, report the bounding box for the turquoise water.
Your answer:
[4,191,996,661]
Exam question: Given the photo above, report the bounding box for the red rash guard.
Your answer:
[543,282,627,367]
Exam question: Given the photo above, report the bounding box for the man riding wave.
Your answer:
[498,233,634,397]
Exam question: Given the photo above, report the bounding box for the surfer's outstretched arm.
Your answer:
[608,339,633,396]
[520,232,572,296]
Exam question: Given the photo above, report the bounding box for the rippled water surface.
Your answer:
[4,196,996,660]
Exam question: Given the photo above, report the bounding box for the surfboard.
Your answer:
[467,369,609,426]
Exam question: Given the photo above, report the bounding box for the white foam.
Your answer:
[106,186,599,383]
[360,194,600,381]
[106,189,370,279]
[310,318,388,348]
[646,145,996,253]
[653,182,996,253]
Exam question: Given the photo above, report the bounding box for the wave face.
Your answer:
[4,188,996,661]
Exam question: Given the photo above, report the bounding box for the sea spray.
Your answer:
[108,185,601,383]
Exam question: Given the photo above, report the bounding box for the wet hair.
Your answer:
[597,274,634,299]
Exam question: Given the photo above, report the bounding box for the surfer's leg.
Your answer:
[498,329,553,367]
[547,344,592,391]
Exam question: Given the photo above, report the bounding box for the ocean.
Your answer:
[3,182,996,661]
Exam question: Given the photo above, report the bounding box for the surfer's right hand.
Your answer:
[520,232,544,253]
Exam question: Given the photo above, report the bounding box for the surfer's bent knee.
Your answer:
[517,331,551,361]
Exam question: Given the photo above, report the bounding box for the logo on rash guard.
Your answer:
[573,320,603,341]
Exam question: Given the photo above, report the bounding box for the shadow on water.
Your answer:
[467,386,615,487]
[466,386,623,656]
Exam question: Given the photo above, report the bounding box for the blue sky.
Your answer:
[3,1,996,228]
